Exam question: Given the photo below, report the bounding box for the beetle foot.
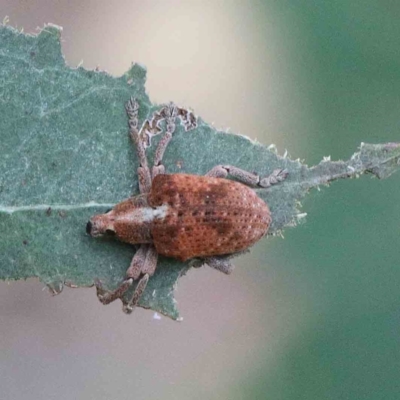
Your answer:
[122,274,150,314]
[95,278,133,305]
[205,256,235,275]
[177,107,197,131]
[259,168,288,188]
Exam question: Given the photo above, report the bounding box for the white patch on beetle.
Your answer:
[118,204,169,226]
[141,204,169,222]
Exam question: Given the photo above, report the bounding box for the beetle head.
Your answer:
[86,196,154,245]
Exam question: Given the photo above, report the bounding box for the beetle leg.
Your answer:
[151,103,178,179]
[206,165,259,185]
[204,256,235,275]
[95,244,158,310]
[151,132,172,178]
[141,245,159,276]
[139,112,166,148]
[127,99,198,187]
[176,106,197,131]
[128,245,158,281]
[149,102,197,178]
[126,244,158,279]
[152,103,197,179]
[123,245,158,313]
[145,105,197,147]
[206,165,288,188]
[205,165,229,178]
[95,278,133,305]
[126,97,152,193]
[122,274,149,314]
[259,168,289,188]
[126,244,150,280]
[139,103,196,148]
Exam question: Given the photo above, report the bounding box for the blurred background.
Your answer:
[1,1,400,399]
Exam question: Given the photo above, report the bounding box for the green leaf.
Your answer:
[1,24,399,320]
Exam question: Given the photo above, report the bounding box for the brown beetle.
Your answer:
[87,98,288,313]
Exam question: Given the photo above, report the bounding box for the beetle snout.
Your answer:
[86,216,106,237]
[86,213,115,237]
[86,221,93,235]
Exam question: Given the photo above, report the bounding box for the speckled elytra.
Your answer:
[87,98,288,313]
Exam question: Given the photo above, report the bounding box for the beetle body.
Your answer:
[87,98,287,314]
[88,173,271,261]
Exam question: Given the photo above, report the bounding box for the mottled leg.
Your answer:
[206,165,288,188]
[126,244,158,280]
[130,100,197,179]
[259,168,289,188]
[141,245,158,276]
[176,106,197,131]
[126,244,149,280]
[140,103,197,148]
[95,244,158,313]
[204,256,235,275]
[126,97,152,194]
[95,278,133,305]
[122,274,149,314]
[139,105,169,148]
[123,244,158,314]
[151,104,178,178]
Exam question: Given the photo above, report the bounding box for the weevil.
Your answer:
[87,98,288,313]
